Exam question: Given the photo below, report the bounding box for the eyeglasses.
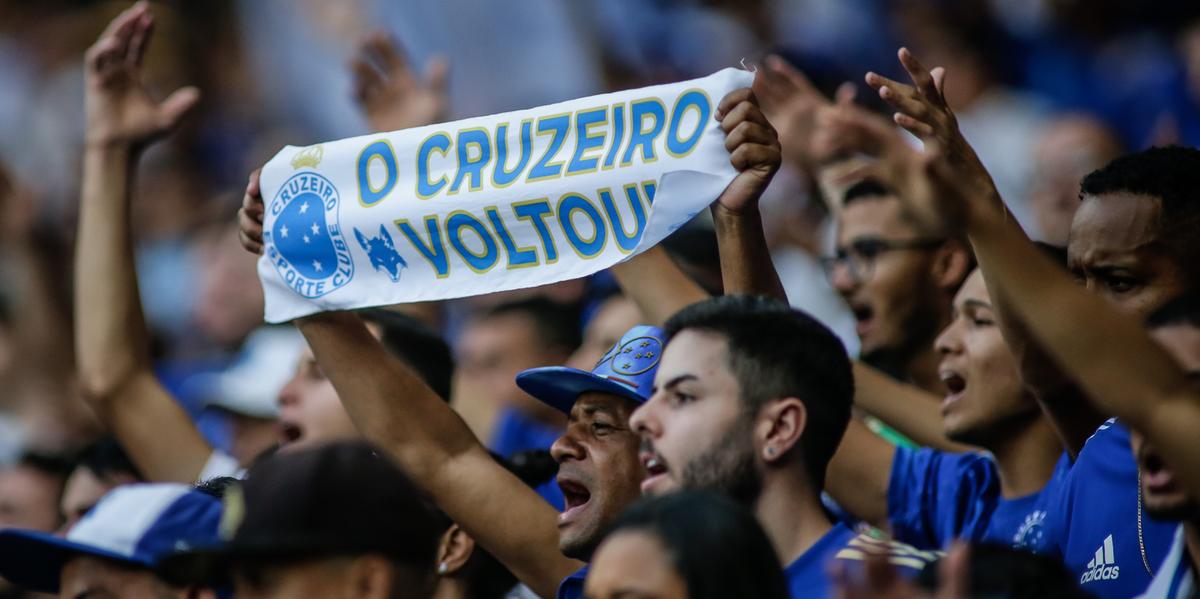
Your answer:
[821,237,945,283]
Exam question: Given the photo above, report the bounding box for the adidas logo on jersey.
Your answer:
[1080,534,1120,583]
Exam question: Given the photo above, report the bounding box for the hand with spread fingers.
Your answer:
[809,99,974,237]
[351,32,450,133]
[84,1,199,149]
[864,48,997,205]
[754,54,833,173]
[712,85,783,215]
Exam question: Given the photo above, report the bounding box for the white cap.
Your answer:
[188,327,306,419]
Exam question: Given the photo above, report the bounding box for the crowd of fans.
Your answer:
[0,0,1199,597]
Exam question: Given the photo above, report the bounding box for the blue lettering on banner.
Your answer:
[493,121,534,188]
[357,140,398,206]
[666,90,710,157]
[566,107,608,175]
[622,99,667,165]
[446,211,499,273]
[528,114,570,182]
[557,192,607,258]
[450,128,492,194]
[599,182,651,253]
[267,172,354,298]
[416,132,452,199]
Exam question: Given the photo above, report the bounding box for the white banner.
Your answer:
[258,68,752,323]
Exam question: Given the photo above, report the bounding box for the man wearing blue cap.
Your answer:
[237,72,783,599]
[0,483,223,599]
[282,312,657,599]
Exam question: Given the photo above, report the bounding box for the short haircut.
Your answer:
[76,437,142,483]
[605,491,789,599]
[842,178,892,207]
[1146,292,1200,330]
[1080,146,1200,279]
[483,296,582,355]
[663,296,854,488]
[359,309,455,400]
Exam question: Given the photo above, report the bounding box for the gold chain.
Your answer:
[1137,465,1155,577]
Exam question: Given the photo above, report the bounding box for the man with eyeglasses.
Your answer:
[825,179,973,395]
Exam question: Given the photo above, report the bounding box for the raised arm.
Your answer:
[860,49,1103,454]
[74,3,212,482]
[709,82,785,301]
[823,57,1200,495]
[825,418,897,528]
[239,179,579,599]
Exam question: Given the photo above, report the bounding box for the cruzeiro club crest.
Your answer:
[266,171,354,299]
[1012,510,1047,550]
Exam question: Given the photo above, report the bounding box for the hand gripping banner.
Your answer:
[258,68,752,322]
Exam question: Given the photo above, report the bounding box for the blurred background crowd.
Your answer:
[0,0,1199,502]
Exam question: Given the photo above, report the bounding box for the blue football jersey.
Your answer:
[1041,420,1178,599]
[888,446,1070,552]
[557,566,586,599]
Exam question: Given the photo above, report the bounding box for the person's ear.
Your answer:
[933,239,972,291]
[434,524,476,577]
[757,398,806,464]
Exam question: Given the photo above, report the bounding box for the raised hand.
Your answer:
[810,100,971,236]
[864,48,995,198]
[84,2,199,149]
[351,32,450,132]
[713,85,782,215]
[754,55,831,172]
[237,169,264,255]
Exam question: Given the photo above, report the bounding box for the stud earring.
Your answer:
[437,563,449,575]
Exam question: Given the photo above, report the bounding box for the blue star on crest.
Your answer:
[273,192,336,281]
[612,336,663,376]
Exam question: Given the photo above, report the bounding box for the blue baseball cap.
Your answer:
[0,483,223,593]
[517,325,665,413]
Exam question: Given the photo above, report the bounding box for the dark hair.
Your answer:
[1080,146,1200,278]
[663,296,854,488]
[842,178,892,206]
[76,436,143,483]
[483,296,582,356]
[16,451,75,482]
[1146,292,1200,330]
[917,543,1092,599]
[359,309,455,400]
[602,491,790,599]
[193,476,240,500]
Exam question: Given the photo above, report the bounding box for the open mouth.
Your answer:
[939,369,967,410]
[1139,451,1176,493]
[640,451,671,494]
[279,421,303,444]
[557,477,592,526]
[850,303,874,336]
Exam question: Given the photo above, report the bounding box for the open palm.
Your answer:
[84,2,198,149]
